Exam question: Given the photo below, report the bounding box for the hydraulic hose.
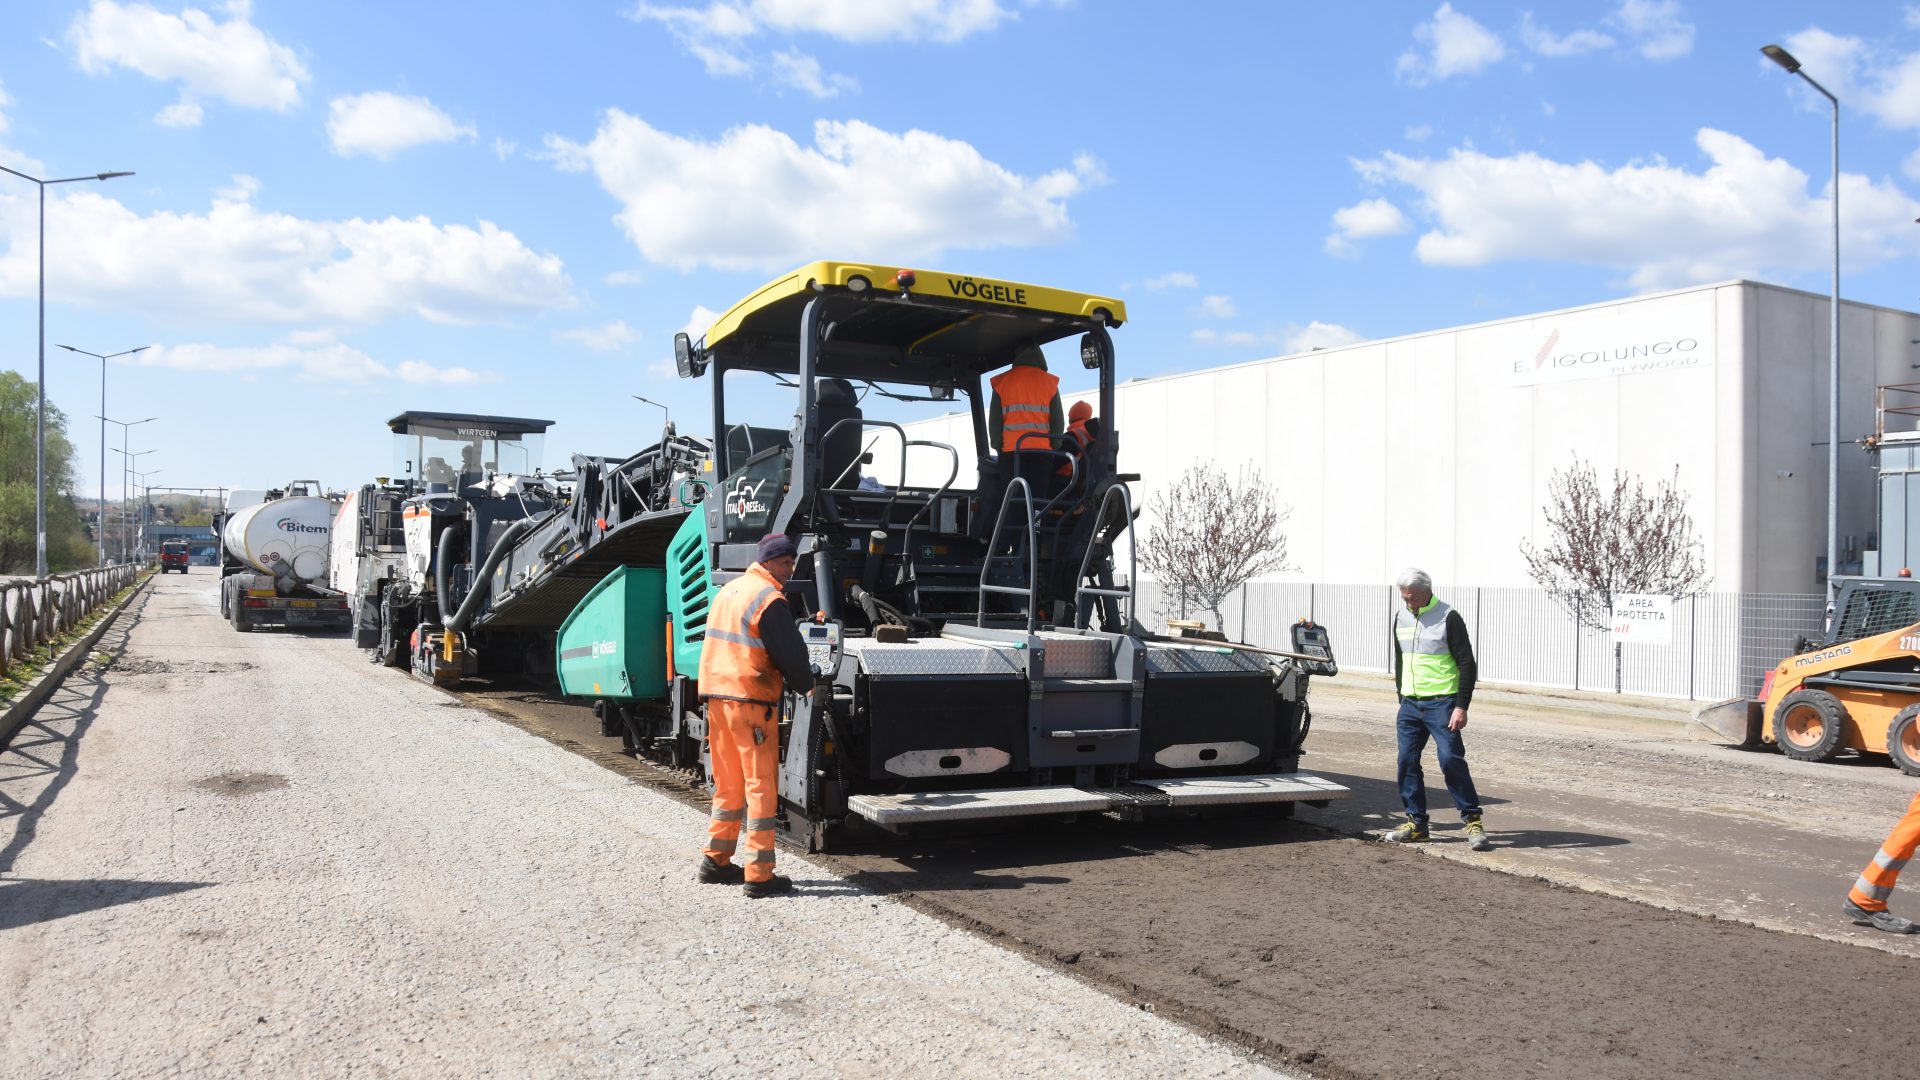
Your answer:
[446,517,538,632]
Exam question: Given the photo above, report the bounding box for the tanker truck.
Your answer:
[217,482,352,633]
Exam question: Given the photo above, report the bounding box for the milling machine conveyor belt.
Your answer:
[470,507,692,630]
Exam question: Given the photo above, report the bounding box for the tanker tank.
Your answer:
[222,496,334,584]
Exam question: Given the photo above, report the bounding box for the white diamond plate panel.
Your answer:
[1127,773,1351,807]
[848,786,1115,826]
[1036,632,1112,678]
[846,638,1024,677]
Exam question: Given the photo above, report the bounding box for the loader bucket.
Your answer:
[1692,696,1762,746]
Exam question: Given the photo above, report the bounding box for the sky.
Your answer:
[4,0,1920,497]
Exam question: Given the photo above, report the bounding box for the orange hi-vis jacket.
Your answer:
[991,365,1060,452]
[1057,401,1094,477]
[697,561,788,706]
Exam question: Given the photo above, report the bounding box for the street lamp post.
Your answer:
[631,394,670,432]
[1762,43,1841,590]
[60,344,150,565]
[0,165,135,578]
[132,468,161,558]
[104,420,156,562]
[111,441,154,557]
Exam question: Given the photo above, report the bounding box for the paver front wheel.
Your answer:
[1774,688,1848,763]
[1889,705,1920,776]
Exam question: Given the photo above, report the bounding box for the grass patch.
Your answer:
[0,573,151,705]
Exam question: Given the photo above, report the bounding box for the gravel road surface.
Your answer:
[0,571,1287,1079]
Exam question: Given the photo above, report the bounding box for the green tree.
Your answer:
[0,371,98,573]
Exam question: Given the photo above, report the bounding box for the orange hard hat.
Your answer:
[1069,400,1093,422]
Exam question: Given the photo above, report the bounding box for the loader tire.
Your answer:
[1774,688,1848,763]
[1888,706,1920,777]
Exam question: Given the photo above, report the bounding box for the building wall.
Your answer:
[876,281,1919,596]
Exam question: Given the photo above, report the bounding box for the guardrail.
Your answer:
[1,565,142,680]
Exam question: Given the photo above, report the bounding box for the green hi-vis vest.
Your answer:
[1396,598,1460,698]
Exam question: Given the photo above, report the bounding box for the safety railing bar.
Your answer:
[977,477,1039,631]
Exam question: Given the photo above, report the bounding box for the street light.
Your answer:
[1762,43,1841,589]
[131,468,161,558]
[0,164,135,578]
[60,344,150,565]
[104,420,156,562]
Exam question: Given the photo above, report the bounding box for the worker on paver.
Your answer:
[989,344,1065,496]
[1055,400,1096,484]
[696,533,815,898]
[1383,568,1492,851]
[1844,791,1920,934]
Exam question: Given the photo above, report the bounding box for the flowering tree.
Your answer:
[1139,463,1294,635]
[1520,458,1711,690]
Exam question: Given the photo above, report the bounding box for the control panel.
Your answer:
[802,618,844,680]
[1291,620,1338,677]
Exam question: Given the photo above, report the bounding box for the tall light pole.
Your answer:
[631,394,670,431]
[112,444,155,562]
[59,344,150,565]
[132,467,161,558]
[104,419,156,562]
[0,165,135,578]
[1763,44,1841,589]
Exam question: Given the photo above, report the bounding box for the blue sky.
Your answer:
[4,0,1920,495]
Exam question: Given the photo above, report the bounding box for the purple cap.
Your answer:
[756,533,797,563]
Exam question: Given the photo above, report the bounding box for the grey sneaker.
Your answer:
[1843,899,1916,934]
[1382,820,1429,844]
[1464,817,1493,851]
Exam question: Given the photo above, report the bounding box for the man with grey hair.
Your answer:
[1384,568,1490,850]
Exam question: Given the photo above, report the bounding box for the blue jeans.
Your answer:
[1396,695,1481,825]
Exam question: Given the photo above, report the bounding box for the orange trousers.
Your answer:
[702,699,780,883]
[1849,791,1920,913]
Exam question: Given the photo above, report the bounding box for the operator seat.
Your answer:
[817,378,864,489]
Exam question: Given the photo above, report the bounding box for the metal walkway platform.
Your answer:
[847,773,1351,828]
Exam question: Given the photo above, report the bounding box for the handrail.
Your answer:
[977,477,1040,632]
[1075,483,1137,630]
[0,564,142,680]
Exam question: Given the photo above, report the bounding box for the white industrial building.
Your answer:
[892,279,1920,596]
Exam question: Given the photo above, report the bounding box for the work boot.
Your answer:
[696,856,743,885]
[1463,815,1493,852]
[1843,899,1917,934]
[743,873,795,899]
[1382,819,1429,844]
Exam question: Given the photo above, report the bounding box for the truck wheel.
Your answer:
[229,597,251,633]
[1889,706,1920,776]
[220,583,230,618]
[1774,688,1848,763]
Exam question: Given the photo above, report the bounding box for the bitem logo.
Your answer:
[276,518,328,534]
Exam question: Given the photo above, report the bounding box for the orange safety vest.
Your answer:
[1056,418,1093,478]
[991,366,1060,452]
[697,561,788,705]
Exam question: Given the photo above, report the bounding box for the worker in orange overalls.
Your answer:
[696,533,815,898]
[1055,400,1096,485]
[1845,791,1920,934]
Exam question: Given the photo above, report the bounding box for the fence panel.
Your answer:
[0,565,139,680]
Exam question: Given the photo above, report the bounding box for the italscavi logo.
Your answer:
[276,518,327,534]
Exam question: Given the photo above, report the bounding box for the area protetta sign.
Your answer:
[1509,303,1714,387]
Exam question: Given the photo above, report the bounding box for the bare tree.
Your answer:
[1140,462,1294,635]
[1520,457,1711,691]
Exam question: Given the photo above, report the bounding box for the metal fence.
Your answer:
[0,565,142,680]
[1132,579,1826,702]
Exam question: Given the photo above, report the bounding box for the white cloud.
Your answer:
[633,0,1013,92]
[546,110,1106,272]
[1141,271,1197,289]
[154,100,203,127]
[1324,197,1411,257]
[1283,321,1365,353]
[1396,3,1505,85]
[132,339,499,384]
[555,319,642,352]
[0,178,575,326]
[1404,124,1434,142]
[1779,27,1920,132]
[1519,12,1613,57]
[769,49,858,98]
[492,137,518,161]
[1611,0,1692,61]
[328,92,476,160]
[1190,328,1263,348]
[1351,128,1920,290]
[68,0,309,120]
[603,269,648,286]
[680,304,721,340]
[1193,294,1237,318]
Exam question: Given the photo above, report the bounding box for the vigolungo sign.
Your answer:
[1508,305,1714,387]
